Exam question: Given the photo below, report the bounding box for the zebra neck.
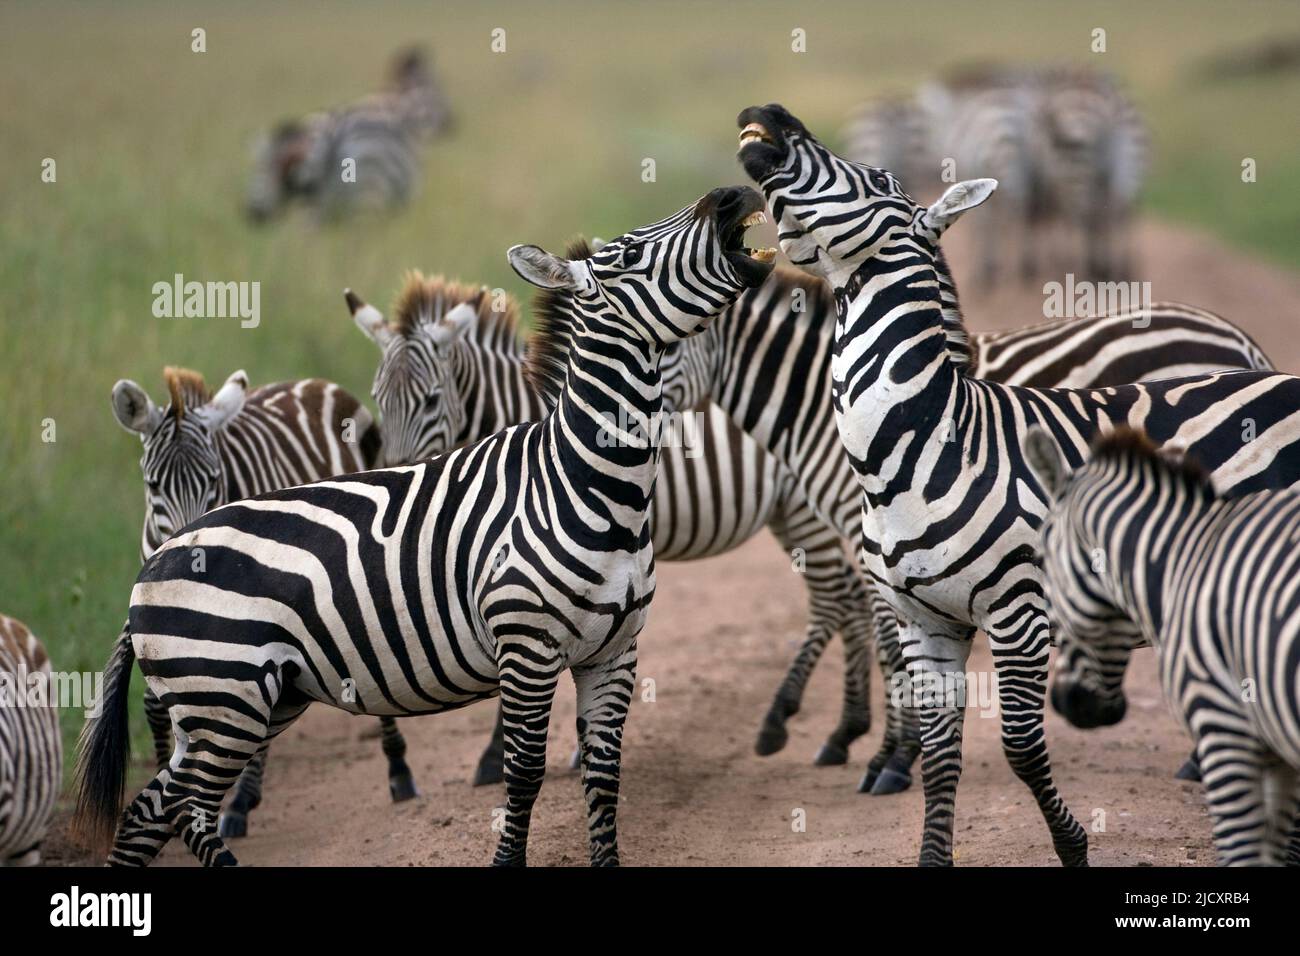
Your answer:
[451,334,546,443]
[1082,471,1217,641]
[829,250,963,469]
[549,308,666,518]
[934,246,972,372]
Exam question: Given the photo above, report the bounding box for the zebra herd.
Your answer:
[844,64,1147,284]
[0,94,1285,868]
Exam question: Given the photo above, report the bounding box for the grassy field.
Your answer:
[2,0,1298,760]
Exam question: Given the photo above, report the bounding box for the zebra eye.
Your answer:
[870,170,890,192]
[619,241,643,268]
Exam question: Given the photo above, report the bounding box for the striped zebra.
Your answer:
[110,366,405,838]
[659,266,1272,795]
[0,614,62,866]
[1026,428,1300,866]
[734,102,1300,865]
[346,272,877,781]
[73,185,776,867]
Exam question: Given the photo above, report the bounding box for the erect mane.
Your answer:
[391,270,521,344]
[162,367,211,421]
[1091,427,1210,486]
[523,238,592,404]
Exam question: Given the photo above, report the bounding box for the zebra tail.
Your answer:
[71,624,135,852]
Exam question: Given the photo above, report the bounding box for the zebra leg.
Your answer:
[217,750,267,838]
[902,624,974,866]
[573,643,637,867]
[1197,734,1269,865]
[1263,760,1299,867]
[380,717,419,801]
[988,619,1088,867]
[759,505,871,762]
[861,596,920,795]
[472,702,506,787]
[143,687,172,769]
[108,766,185,867]
[491,648,562,867]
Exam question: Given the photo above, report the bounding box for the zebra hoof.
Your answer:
[217,812,248,839]
[813,742,850,766]
[857,766,880,793]
[1174,757,1202,782]
[472,754,504,787]
[389,771,419,803]
[755,723,789,757]
[868,767,912,795]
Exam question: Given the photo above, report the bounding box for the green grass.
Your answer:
[2,0,1298,764]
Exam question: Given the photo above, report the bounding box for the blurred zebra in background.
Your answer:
[1027,428,1300,866]
[110,366,401,838]
[843,63,1148,283]
[246,47,452,222]
[0,614,61,866]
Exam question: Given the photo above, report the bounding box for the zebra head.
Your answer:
[1024,426,1148,730]
[735,103,997,284]
[246,119,314,223]
[507,185,776,353]
[348,282,484,466]
[111,368,247,559]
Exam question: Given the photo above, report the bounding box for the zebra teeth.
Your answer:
[741,211,767,228]
[739,123,775,148]
[750,247,777,263]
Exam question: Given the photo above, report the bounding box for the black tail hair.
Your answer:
[71,625,135,854]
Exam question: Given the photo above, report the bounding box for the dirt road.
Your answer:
[46,218,1300,866]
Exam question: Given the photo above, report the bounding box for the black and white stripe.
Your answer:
[734,103,1300,866]
[348,273,875,775]
[74,186,774,867]
[0,614,61,866]
[1027,429,1300,866]
[110,367,399,838]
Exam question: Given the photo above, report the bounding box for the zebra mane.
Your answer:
[933,247,972,373]
[767,265,834,314]
[1092,428,1210,487]
[391,271,520,345]
[523,238,593,404]
[162,367,211,421]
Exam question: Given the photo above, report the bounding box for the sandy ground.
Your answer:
[45,218,1300,866]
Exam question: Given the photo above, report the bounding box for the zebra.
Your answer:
[109,366,408,839]
[1025,427,1300,866]
[73,185,776,867]
[0,614,62,866]
[657,265,1273,795]
[734,102,1300,865]
[346,270,877,778]
[844,64,1148,283]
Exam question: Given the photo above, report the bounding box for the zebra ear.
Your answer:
[507,244,582,291]
[111,379,162,436]
[920,178,998,239]
[205,370,249,430]
[430,301,479,347]
[1023,425,1069,499]
[346,289,395,349]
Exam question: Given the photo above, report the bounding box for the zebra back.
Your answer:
[0,614,62,866]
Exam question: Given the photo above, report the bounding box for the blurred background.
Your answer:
[2,0,1299,762]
